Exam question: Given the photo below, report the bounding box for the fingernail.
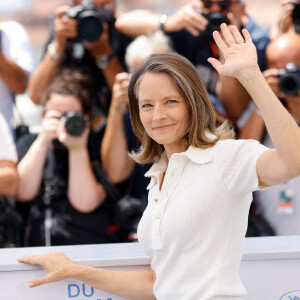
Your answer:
[28,282,35,288]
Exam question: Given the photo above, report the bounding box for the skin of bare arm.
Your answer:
[208,24,300,188]
[18,252,156,300]
[101,72,135,183]
[115,1,207,38]
[0,161,17,197]
[0,52,29,94]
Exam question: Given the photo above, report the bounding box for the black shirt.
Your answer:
[16,129,130,246]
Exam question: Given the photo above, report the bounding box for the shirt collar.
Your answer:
[182,145,213,165]
[145,132,216,185]
[145,152,168,179]
[145,145,214,178]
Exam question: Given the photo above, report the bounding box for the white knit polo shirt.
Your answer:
[137,139,268,300]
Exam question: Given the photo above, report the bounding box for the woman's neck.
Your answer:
[164,140,189,160]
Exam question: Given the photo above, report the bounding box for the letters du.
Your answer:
[68,283,112,299]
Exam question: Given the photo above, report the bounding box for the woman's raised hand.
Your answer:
[208,23,259,79]
[18,252,74,288]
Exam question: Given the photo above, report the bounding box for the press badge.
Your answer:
[278,182,294,215]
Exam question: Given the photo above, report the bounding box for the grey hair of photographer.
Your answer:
[125,31,173,73]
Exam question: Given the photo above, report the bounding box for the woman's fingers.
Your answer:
[212,30,227,53]
[207,57,222,73]
[242,28,253,44]
[19,252,71,288]
[18,255,45,265]
[28,276,49,288]
[229,25,245,44]
[220,23,236,46]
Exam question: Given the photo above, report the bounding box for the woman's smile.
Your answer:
[138,72,189,157]
[153,123,175,131]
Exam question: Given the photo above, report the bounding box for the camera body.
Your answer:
[60,111,87,136]
[278,63,300,96]
[203,12,230,33]
[66,0,113,43]
[199,12,230,44]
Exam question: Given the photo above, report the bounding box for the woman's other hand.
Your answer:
[18,252,74,288]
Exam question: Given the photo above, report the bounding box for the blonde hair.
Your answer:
[128,53,235,164]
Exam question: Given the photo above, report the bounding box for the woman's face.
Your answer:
[138,72,189,156]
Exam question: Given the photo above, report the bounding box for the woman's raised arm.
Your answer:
[208,23,300,187]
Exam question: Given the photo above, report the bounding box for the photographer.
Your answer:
[16,72,129,246]
[28,0,132,119]
[116,0,270,121]
[264,32,300,115]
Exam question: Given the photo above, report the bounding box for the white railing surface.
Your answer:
[1,236,300,300]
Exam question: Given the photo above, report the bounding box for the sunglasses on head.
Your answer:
[202,0,239,11]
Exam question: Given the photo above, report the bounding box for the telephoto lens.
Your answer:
[60,111,87,136]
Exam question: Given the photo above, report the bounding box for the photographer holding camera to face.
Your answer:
[16,72,131,247]
[116,0,270,123]
[263,32,300,118]
[28,0,132,121]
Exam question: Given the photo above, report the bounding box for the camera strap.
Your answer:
[92,160,134,203]
[43,149,56,246]
[24,149,56,247]
[92,160,122,202]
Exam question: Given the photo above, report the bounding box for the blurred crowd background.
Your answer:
[0,0,282,128]
[1,0,300,248]
[1,0,281,58]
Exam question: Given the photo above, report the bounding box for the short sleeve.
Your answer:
[214,139,269,195]
[0,114,17,162]
[1,21,34,73]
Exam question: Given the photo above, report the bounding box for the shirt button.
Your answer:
[154,198,158,203]
[155,212,161,219]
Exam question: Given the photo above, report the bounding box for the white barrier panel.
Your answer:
[1,236,300,300]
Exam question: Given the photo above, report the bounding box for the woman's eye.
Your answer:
[167,99,177,104]
[141,103,152,108]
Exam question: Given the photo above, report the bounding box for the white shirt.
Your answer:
[0,113,17,162]
[0,21,33,130]
[137,138,268,300]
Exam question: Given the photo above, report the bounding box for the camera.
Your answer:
[60,111,87,136]
[292,3,300,33]
[278,63,300,96]
[203,12,229,33]
[199,12,230,44]
[66,0,113,43]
